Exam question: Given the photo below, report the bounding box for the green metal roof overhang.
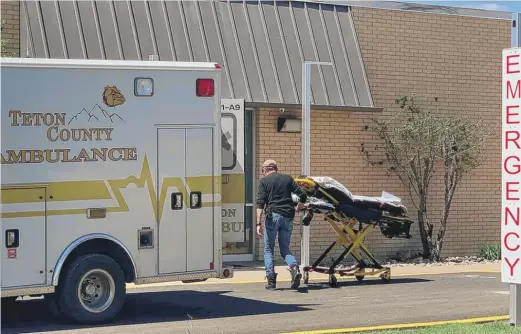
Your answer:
[20,0,378,110]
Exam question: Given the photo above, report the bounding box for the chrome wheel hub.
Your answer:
[77,269,115,313]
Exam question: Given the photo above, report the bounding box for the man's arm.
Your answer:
[292,179,307,203]
[256,181,266,226]
[256,208,263,227]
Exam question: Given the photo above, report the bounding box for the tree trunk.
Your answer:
[417,209,431,259]
[431,225,447,262]
[431,156,459,262]
[416,190,432,259]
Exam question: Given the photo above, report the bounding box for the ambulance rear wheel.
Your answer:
[57,253,126,324]
[44,293,62,318]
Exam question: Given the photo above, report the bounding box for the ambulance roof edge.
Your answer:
[0,57,221,71]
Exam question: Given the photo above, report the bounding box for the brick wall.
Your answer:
[254,7,511,264]
[254,107,421,264]
[1,0,20,57]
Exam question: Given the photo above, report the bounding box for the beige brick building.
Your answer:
[254,7,512,262]
[1,1,19,57]
[0,0,512,264]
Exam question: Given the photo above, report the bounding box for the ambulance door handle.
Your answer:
[171,192,183,210]
[190,191,202,209]
[5,229,19,248]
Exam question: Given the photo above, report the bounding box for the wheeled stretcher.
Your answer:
[294,176,414,287]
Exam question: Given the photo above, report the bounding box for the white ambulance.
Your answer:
[0,57,234,324]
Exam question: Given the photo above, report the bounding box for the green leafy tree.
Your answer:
[1,19,16,57]
[360,94,491,261]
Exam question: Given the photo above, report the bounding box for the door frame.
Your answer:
[222,107,256,263]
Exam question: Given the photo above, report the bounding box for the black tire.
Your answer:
[380,272,391,283]
[44,293,62,319]
[381,276,391,283]
[328,275,338,288]
[56,253,126,324]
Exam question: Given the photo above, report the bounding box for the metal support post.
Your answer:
[300,61,332,269]
[512,13,521,48]
[511,285,521,326]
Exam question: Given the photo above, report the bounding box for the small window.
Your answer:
[221,113,237,170]
[134,78,154,96]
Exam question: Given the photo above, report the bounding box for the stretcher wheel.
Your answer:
[356,275,365,282]
[380,272,391,283]
[303,272,309,284]
[328,274,338,288]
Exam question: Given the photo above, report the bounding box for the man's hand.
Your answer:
[256,224,263,237]
[295,202,308,212]
[256,208,263,237]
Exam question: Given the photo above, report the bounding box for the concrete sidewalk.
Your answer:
[220,262,501,283]
[126,262,501,289]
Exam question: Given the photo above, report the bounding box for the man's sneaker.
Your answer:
[289,266,302,289]
[265,273,277,290]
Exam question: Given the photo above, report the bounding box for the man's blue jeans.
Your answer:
[263,212,298,277]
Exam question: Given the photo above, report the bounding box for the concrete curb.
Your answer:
[279,315,510,333]
[125,263,501,290]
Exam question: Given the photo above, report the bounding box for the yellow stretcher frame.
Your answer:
[301,211,391,287]
[295,177,410,288]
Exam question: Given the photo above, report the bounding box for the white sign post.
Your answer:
[502,46,521,327]
[300,61,332,269]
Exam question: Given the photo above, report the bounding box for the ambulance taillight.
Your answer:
[196,79,214,97]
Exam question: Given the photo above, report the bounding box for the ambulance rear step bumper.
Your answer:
[135,267,234,285]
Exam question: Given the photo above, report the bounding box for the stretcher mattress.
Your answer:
[295,176,414,239]
[296,176,408,216]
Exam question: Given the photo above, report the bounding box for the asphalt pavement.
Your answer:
[1,272,509,334]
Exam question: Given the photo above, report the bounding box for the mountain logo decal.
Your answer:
[68,85,127,125]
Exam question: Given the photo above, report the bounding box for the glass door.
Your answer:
[221,101,254,262]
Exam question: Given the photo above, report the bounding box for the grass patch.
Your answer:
[479,244,501,261]
[350,322,521,334]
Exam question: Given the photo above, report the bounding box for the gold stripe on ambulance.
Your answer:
[0,155,228,220]
[1,180,112,203]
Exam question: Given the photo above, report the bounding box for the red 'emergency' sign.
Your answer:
[502,48,521,284]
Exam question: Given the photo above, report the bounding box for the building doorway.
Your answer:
[221,103,255,262]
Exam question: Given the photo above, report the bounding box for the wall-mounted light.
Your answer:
[277,117,301,133]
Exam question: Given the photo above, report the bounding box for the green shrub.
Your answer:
[479,244,501,261]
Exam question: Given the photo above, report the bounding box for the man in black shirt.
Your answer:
[256,159,308,290]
